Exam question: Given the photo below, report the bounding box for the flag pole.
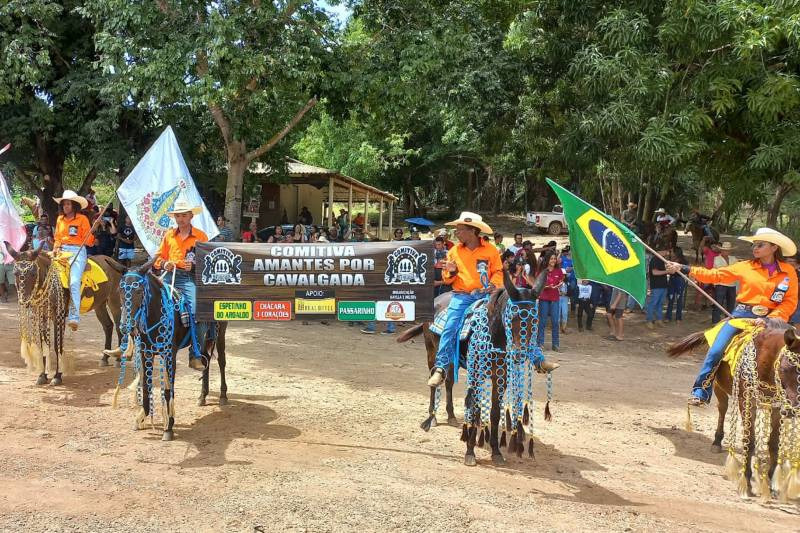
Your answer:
[632,235,733,320]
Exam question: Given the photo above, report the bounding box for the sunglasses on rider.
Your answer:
[751,241,771,248]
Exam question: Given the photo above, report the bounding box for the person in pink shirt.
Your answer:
[537,253,565,352]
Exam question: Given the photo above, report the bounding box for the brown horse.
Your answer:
[5,242,123,385]
[668,321,800,499]
[400,269,549,466]
[115,259,228,440]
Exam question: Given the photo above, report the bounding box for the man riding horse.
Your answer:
[665,227,798,406]
[153,196,213,371]
[426,211,559,388]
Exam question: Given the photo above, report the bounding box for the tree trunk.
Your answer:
[766,181,794,227]
[641,179,654,222]
[466,168,474,210]
[223,140,248,235]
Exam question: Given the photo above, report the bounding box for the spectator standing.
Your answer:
[646,245,670,328]
[494,233,505,253]
[606,288,629,341]
[537,253,564,352]
[711,242,738,323]
[32,214,53,251]
[432,237,451,297]
[213,216,234,242]
[508,233,524,255]
[621,202,637,229]
[0,246,15,303]
[298,206,313,226]
[241,220,258,243]
[575,279,595,331]
[666,246,688,322]
[116,215,137,267]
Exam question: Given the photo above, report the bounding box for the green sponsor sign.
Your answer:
[337,301,376,321]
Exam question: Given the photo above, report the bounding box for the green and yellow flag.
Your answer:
[546,178,647,305]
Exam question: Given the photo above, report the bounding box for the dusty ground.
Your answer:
[1,233,798,532]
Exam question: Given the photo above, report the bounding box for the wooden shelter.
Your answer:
[251,158,398,238]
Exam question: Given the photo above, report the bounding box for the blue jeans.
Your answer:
[646,287,667,322]
[434,292,483,374]
[666,279,686,321]
[363,320,396,333]
[62,245,86,324]
[559,295,569,325]
[692,307,756,402]
[537,299,560,348]
[172,271,213,359]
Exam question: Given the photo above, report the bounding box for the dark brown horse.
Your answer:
[669,321,800,499]
[400,269,548,466]
[116,259,228,440]
[5,242,124,385]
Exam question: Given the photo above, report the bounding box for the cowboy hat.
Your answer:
[655,207,666,214]
[436,228,449,237]
[719,242,733,251]
[167,195,202,216]
[739,227,797,256]
[53,190,88,210]
[445,211,493,234]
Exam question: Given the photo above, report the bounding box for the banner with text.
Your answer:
[195,241,434,322]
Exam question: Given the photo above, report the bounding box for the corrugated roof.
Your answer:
[286,160,336,176]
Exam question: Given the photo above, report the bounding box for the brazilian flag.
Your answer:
[546,178,647,305]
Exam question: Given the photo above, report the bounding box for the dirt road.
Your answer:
[0,282,798,531]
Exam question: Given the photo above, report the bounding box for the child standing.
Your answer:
[576,279,595,331]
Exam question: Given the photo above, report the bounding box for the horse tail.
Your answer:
[667,330,707,358]
[396,323,424,343]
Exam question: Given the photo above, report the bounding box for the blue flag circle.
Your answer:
[588,220,630,260]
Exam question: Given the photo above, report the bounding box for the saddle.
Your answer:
[54,255,108,314]
[705,318,759,370]
[429,298,487,341]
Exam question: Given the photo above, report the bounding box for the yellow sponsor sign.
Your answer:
[213,300,252,321]
[294,298,336,314]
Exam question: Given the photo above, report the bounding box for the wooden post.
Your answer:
[389,201,394,237]
[327,177,334,228]
[348,183,353,233]
[364,191,370,233]
[379,199,384,240]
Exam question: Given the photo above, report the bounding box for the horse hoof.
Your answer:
[36,374,48,386]
[492,454,506,466]
[464,454,477,467]
[197,396,206,407]
[162,430,174,442]
[711,444,724,454]
[100,356,110,367]
[447,417,460,428]
[50,376,62,386]
[218,396,228,407]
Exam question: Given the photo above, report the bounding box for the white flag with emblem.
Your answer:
[117,126,219,257]
[0,170,27,263]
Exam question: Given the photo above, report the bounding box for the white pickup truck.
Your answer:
[526,205,568,235]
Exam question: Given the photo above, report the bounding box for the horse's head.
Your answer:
[118,257,156,331]
[4,241,46,305]
[490,268,538,356]
[780,328,800,410]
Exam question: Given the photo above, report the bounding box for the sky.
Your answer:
[319,1,352,26]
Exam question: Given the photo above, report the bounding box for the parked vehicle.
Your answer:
[525,205,568,235]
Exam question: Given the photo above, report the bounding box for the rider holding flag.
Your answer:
[427,212,559,388]
[153,196,212,371]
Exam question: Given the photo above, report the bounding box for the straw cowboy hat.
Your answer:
[719,242,733,251]
[167,195,202,216]
[655,207,666,214]
[445,211,493,234]
[739,227,797,257]
[53,190,88,210]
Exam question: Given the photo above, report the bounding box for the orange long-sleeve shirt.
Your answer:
[154,227,208,271]
[54,213,95,247]
[442,240,503,293]
[690,259,798,321]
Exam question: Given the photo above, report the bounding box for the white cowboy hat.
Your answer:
[719,241,733,251]
[445,211,493,234]
[436,228,449,237]
[655,207,666,214]
[738,227,797,257]
[167,195,202,216]
[53,190,88,210]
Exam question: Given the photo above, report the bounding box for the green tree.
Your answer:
[86,0,338,233]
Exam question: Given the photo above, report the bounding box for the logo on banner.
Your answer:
[254,301,291,320]
[338,301,376,321]
[384,246,427,285]
[376,300,415,321]
[213,300,252,320]
[294,289,336,315]
[202,247,243,285]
